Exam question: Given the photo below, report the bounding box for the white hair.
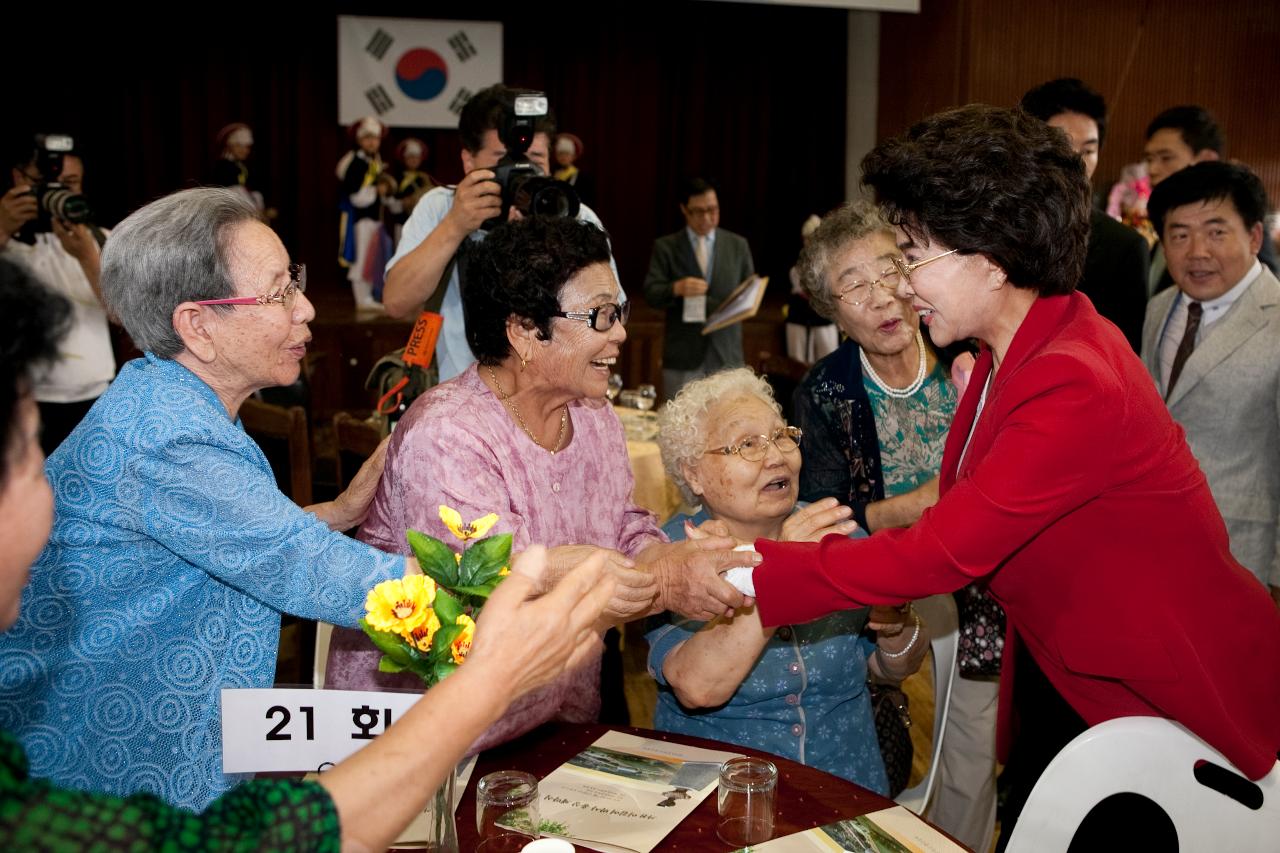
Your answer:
[656,368,782,506]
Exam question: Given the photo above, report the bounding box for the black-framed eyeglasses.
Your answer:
[890,248,958,282]
[195,263,307,310]
[704,425,803,462]
[836,267,903,307]
[555,300,630,332]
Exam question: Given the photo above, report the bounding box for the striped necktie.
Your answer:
[1166,300,1203,400]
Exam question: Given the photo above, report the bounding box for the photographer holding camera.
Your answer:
[381,84,621,383]
[0,133,116,454]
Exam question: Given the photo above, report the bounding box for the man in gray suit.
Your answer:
[643,178,755,398]
[1141,161,1280,604]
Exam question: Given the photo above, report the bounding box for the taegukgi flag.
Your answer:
[338,16,503,127]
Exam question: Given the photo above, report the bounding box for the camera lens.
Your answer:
[40,187,92,224]
[530,179,581,219]
[512,177,580,221]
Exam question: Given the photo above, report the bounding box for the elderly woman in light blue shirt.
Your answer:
[0,188,414,810]
[646,369,929,793]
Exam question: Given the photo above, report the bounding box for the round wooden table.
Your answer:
[452,722,907,852]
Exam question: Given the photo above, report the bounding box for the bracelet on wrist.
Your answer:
[877,610,921,659]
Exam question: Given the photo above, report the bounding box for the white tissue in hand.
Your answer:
[723,544,757,596]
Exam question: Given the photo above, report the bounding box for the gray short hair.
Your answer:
[656,368,782,507]
[101,187,262,358]
[796,201,894,322]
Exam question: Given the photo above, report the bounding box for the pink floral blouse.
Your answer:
[326,365,666,750]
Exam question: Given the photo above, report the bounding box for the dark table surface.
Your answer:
[451,722,907,852]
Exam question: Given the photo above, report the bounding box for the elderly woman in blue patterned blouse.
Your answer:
[0,188,416,811]
[647,369,929,793]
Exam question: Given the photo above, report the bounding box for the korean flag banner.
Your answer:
[338,16,503,128]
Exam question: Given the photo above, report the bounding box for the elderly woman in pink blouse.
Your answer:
[327,216,753,748]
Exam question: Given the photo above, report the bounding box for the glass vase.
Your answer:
[419,766,459,852]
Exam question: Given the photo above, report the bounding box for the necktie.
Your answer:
[695,236,709,277]
[1166,300,1202,399]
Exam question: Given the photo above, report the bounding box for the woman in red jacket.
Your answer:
[746,105,1280,845]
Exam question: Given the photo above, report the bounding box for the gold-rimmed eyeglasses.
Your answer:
[196,263,307,310]
[836,268,903,307]
[704,426,803,462]
[890,248,959,282]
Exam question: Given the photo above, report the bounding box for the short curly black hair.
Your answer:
[464,216,613,365]
[0,259,71,483]
[861,104,1091,296]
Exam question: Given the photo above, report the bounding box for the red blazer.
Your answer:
[755,293,1280,780]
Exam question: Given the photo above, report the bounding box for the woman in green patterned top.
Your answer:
[0,258,615,850]
[792,200,965,530]
[791,201,995,853]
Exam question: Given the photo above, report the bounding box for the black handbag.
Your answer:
[868,681,913,798]
[954,583,1006,677]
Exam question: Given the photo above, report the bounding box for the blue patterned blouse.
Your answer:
[646,510,888,794]
[0,355,402,810]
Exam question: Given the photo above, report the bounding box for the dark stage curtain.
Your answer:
[10,3,850,304]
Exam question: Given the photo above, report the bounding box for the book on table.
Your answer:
[733,804,968,853]
[701,274,769,334]
[532,730,741,853]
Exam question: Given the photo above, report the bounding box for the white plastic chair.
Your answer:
[895,592,959,814]
[1004,716,1280,852]
[313,621,334,689]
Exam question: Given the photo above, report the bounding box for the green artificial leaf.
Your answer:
[459,533,512,586]
[452,584,495,599]
[407,530,461,587]
[433,660,459,682]
[378,656,407,673]
[360,619,414,666]
[434,588,463,624]
[431,623,465,661]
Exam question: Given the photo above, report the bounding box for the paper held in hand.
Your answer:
[537,730,742,853]
[701,275,769,335]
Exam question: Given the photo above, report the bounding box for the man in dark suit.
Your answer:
[643,178,755,398]
[1021,78,1149,351]
[1143,105,1278,295]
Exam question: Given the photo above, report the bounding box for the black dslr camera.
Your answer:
[479,92,580,231]
[26,134,92,232]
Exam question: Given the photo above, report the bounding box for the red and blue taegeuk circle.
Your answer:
[395,48,448,101]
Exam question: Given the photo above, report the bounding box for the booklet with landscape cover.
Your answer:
[735,805,968,853]
[535,730,741,853]
[701,274,769,334]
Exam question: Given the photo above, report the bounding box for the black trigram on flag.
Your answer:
[365,28,394,60]
[447,31,477,61]
[448,88,473,115]
[365,85,395,115]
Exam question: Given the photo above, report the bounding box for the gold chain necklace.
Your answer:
[486,365,568,454]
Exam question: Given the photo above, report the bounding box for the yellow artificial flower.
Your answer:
[450,614,476,664]
[404,609,443,652]
[364,575,438,635]
[439,505,499,541]
[498,565,510,577]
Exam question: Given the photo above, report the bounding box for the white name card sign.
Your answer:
[221,688,425,774]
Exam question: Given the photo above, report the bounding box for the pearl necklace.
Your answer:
[860,329,927,398]
[487,366,568,454]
